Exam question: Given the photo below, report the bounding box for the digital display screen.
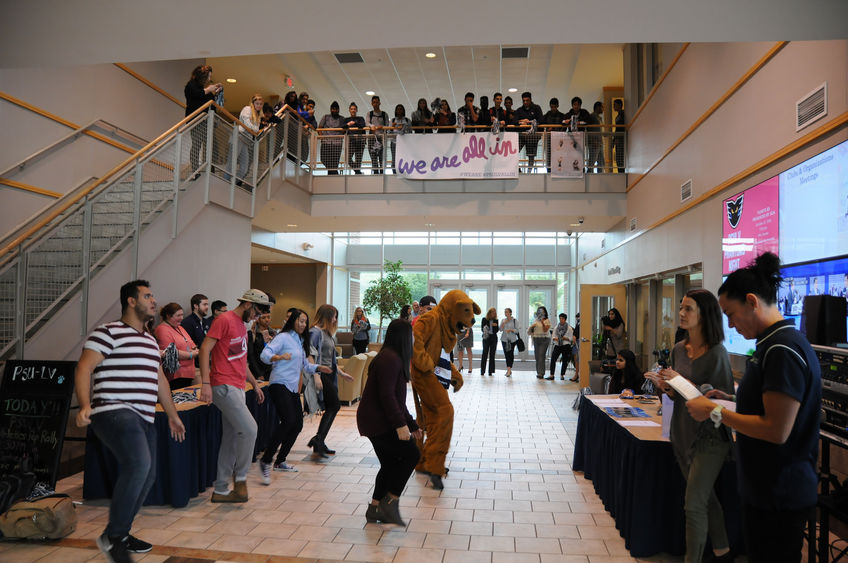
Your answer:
[779,140,848,266]
[722,177,779,275]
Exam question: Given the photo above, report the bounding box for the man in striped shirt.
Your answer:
[75,279,186,563]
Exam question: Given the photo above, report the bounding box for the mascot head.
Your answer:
[438,289,481,337]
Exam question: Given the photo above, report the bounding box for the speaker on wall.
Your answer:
[801,295,847,346]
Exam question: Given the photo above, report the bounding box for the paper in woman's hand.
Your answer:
[666,376,702,401]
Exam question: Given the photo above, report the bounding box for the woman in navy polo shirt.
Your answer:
[687,252,821,563]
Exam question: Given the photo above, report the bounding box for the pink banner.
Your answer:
[722,176,779,274]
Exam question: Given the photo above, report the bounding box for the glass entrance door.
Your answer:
[526,284,555,362]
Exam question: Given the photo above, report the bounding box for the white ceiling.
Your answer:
[2,0,847,68]
[209,44,624,121]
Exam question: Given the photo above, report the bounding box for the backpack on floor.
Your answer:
[0,494,77,540]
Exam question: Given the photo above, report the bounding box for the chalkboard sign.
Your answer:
[0,360,76,487]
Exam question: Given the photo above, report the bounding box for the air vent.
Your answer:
[680,179,693,202]
[501,47,529,59]
[334,52,364,64]
[796,82,827,131]
[629,218,637,232]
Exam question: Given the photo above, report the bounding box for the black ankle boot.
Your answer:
[378,494,406,526]
[322,442,336,455]
[365,503,383,523]
[309,436,327,458]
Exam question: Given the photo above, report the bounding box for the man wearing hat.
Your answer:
[199,289,270,503]
[411,295,437,327]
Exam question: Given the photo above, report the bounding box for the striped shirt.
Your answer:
[84,321,161,424]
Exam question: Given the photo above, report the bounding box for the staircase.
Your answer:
[0,105,309,360]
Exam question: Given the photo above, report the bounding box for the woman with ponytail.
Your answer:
[686,252,822,563]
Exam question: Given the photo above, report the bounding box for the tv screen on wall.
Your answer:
[721,177,779,275]
[779,140,848,266]
[720,139,848,354]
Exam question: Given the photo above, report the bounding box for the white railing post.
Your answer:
[15,247,26,359]
[130,161,143,279]
[229,126,239,208]
[204,111,215,204]
[282,114,290,181]
[172,128,182,238]
[251,136,259,217]
[81,196,93,336]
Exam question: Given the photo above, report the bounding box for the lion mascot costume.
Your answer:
[411,290,480,489]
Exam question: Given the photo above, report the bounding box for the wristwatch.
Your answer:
[710,404,725,428]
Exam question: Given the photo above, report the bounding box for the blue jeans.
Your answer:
[90,408,157,538]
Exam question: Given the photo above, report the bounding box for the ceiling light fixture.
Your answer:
[226,78,237,83]
[287,224,298,227]
[425,52,437,58]
[508,87,518,93]
[365,90,375,96]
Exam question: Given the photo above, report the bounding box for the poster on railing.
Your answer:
[549,132,584,178]
[395,132,519,179]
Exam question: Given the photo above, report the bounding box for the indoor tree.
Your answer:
[362,260,413,341]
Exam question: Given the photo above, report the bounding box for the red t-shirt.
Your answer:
[207,310,248,388]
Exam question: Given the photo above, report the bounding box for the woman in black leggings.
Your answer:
[258,309,331,480]
[499,308,519,377]
[307,304,354,457]
[356,319,421,525]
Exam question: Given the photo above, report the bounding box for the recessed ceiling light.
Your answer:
[508,87,517,93]
[425,52,437,59]
[365,90,375,96]
[226,78,237,83]
[287,224,298,227]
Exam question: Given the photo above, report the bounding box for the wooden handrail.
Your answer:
[113,63,186,108]
[314,123,624,133]
[577,110,848,271]
[214,102,259,137]
[0,90,147,157]
[275,104,315,129]
[0,177,62,199]
[627,41,788,193]
[0,101,217,260]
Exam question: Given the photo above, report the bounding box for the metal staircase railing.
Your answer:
[0,101,314,360]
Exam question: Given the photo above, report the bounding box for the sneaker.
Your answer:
[259,460,271,485]
[274,462,298,472]
[125,534,152,553]
[96,533,132,563]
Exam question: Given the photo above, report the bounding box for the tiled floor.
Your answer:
[0,366,809,562]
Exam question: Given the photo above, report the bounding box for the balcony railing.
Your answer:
[308,124,626,176]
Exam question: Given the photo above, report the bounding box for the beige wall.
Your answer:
[579,40,848,296]
[0,59,201,237]
[250,263,323,327]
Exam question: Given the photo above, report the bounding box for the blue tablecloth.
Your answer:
[83,386,276,508]
[572,396,743,558]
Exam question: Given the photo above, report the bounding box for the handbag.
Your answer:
[162,342,179,376]
[0,494,77,539]
[515,336,526,353]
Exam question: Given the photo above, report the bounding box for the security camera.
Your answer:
[578,217,585,224]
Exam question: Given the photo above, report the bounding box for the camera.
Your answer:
[653,348,670,369]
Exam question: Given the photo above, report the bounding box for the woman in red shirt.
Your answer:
[154,302,199,389]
